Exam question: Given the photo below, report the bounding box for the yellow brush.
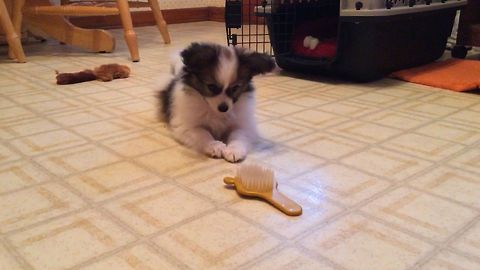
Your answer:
[224,164,302,216]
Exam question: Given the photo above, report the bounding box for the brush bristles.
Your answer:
[236,164,274,192]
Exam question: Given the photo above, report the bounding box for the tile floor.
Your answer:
[1,22,480,270]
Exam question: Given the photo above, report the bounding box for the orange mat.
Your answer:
[390,59,480,92]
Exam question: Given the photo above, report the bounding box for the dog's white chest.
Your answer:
[202,112,234,139]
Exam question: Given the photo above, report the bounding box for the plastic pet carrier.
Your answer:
[226,0,467,81]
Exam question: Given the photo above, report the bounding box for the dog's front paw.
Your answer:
[204,141,227,158]
[222,144,247,163]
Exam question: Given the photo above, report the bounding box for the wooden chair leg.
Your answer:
[24,0,115,53]
[116,0,140,62]
[148,0,171,44]
[0,0,26,63]
[9,0,25,60]
[24,14,115,53]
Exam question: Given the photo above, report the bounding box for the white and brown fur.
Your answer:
[157,42,275,162]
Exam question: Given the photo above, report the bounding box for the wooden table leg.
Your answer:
[1,0,26,62]
[148,0,171,44]
[116,0,139,62]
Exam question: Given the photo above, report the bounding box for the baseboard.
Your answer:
[209,7,225,22]
[69,6,225,29]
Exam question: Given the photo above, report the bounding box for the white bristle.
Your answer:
[236,164,274,192]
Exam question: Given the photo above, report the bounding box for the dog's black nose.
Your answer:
[217,103,229,112]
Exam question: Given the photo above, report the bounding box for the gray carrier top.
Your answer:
[256,0,467,17]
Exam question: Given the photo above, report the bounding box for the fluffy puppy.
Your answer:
[157,42,275,162]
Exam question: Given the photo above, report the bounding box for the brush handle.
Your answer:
[268,189,302,216]
[223,177,236,185]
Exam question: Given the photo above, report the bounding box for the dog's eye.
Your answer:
[229,85,240,92]
[226,85,241,99]
[207,84,221,95]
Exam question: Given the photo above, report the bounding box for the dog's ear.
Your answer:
[180,43,218,72]
[237,49,276,77]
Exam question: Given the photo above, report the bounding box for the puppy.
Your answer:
[157,42,276,162]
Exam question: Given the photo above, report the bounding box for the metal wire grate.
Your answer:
[225,0,273,55]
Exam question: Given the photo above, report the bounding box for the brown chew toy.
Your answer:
[56,64,131,85]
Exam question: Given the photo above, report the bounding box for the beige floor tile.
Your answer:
[341,148,433,181]
[8,91,65,105]
[281,92,335,108]
[0,106,36,125]
[175,163,238,203]
[101,130,176,157]
[283,109,349,129]
[348,92,406,107]
[8,210,135,270]
[230,184,342,239]
[0,183,85,233]
[0,161,51,194]
[286,132,366,160]
[381,133,464,161]
[0,81,40,95]
[80,244,182,270]
[419,250,480,270]
[301,213,433,270]
[361,187,477,241]
[253,74,294,86]
[250,147,325,179]
[105,183,214,235]
[123,110,164,128]
[258,100,305,117]
[57,84,111,96]
[0,143,22,164]
[451,220,480,259]
[246,247,334,270]
[0,243,24,270]
[291,164,391,206]
[331,121,402,143]
[35,145,122,177]
[116,84,155,96]
[320,87,365,99]
[135,147,217,178]
[256,85,296,99]
[47,107,114,127]
[469,103,480,112]
[446,110,480,129]
[0,117,61,139]
[279,78,327,90]
[449,147,480,174]
[104,99,157,116]
[419,93,480,108]
[362,110,431,130]
[395,101,458,118]
[66,161,162,202]
[25,98,87,115]
[0,96,16,109]
[414,121,480,145]
[72,119,141,141]
[373,85,429,100]
[10,129,87,156]
[317,100,380,117]
[409,167,480,209]
[154,210,279,270]
[258,119,313,142]
[75,90,133,106]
